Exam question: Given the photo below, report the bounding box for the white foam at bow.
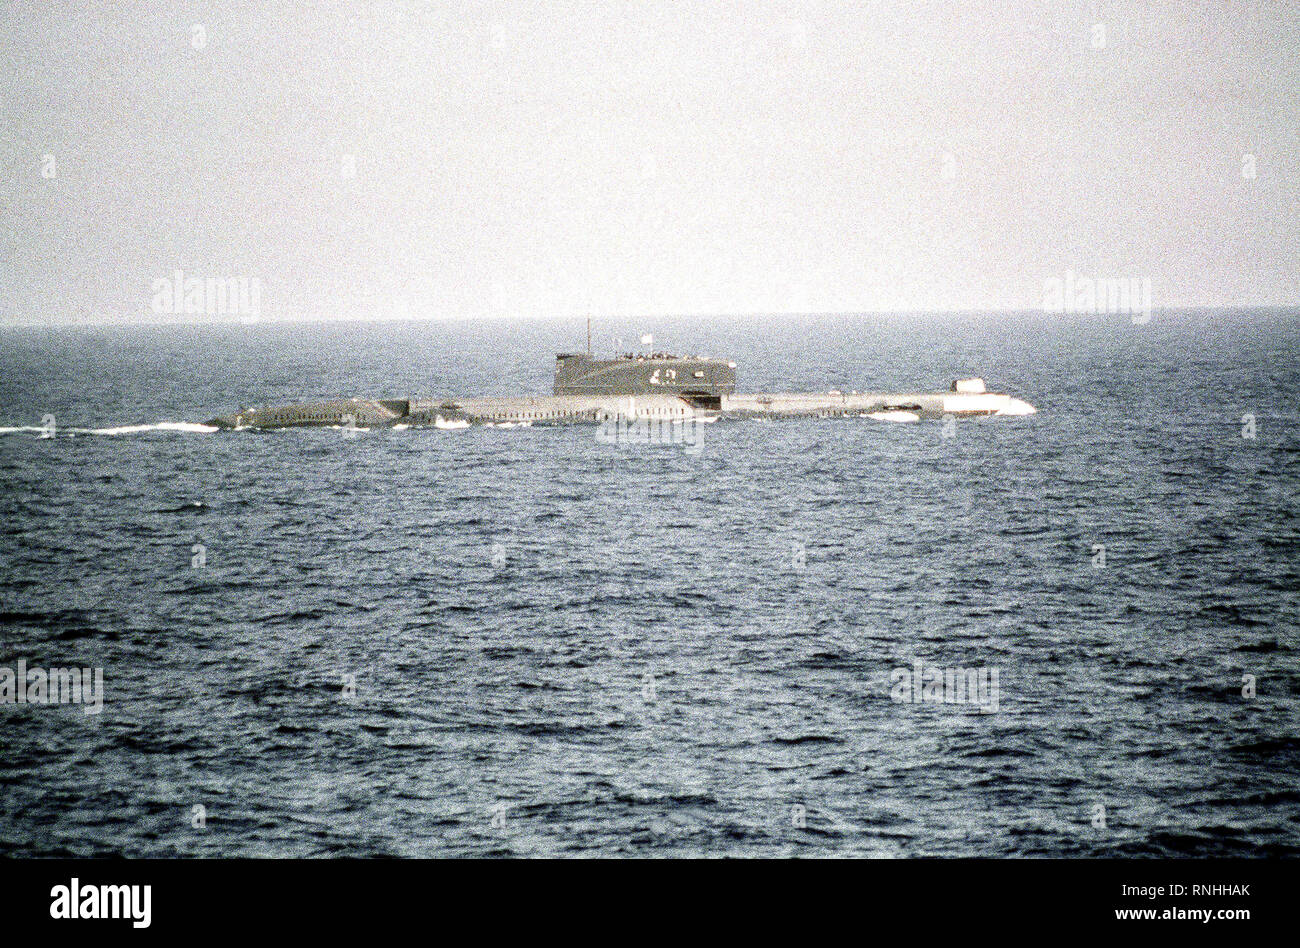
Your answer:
[2,422,218,435]
[87,422,219,435]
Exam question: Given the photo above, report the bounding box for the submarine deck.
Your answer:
[207,389,1035,429]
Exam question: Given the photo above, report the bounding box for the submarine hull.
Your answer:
[205,390,1034,429]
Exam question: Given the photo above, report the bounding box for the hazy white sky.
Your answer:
[1,0,1297,324]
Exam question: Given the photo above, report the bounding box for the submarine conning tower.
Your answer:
[553,352,736,408]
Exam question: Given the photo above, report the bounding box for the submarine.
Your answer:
[204,333,1035,430]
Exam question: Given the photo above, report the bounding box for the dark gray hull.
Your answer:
[205,390,1035,429]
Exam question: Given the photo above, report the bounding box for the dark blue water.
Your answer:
[1,310,1297,856]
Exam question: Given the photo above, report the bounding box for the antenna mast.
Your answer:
[586,317,592,356]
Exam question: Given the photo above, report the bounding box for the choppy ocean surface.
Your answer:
[1,310,1297,857]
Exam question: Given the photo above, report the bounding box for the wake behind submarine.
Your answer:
[205,334,1036,430]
